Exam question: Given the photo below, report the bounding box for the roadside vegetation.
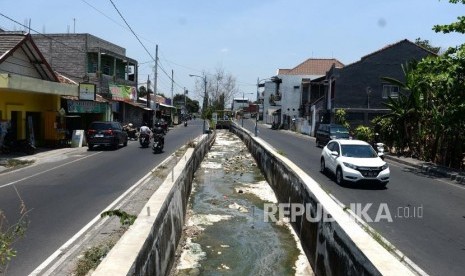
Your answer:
[340,1,465,170]
[73,209,136,275]
[0,187,29,274]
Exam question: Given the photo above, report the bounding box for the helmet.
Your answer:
[128,123,133,127]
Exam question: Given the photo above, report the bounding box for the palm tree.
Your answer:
[381,62,423,156]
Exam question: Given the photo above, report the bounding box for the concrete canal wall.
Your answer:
[93,123,415,276]
[93,133,215,276]
[230,124,415,276]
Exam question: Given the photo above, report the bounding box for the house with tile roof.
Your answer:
[310,39,436,135]
[261,58,343,131]
[0,31,79,147]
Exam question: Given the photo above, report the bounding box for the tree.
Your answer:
[414,38,441,54]
[173,94,199,114]
[192,66,238,113]
[433,0,465,34]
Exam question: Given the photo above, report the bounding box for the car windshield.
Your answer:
[341,145,378,158]
[330,127,349,134]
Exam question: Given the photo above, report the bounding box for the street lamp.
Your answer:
[241,92,253,127]
[189,74,208,133]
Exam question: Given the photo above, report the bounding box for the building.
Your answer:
[31,33,146,128]
[311,39,436,135]
[262,58,344,130]
[0,32,77,147]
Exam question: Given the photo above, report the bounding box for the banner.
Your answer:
[109,84,137,101]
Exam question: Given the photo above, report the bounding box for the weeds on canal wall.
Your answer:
[73,210,136,275]
[74,240,116,276]
[0,186,29,274]
[101,209,137,226]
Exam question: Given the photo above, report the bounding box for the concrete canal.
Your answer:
[171,130,313,275]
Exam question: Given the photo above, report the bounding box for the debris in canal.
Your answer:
[171,131,313,276]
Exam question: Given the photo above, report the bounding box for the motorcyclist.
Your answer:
[139,122,152,141]
[152,122,165,147]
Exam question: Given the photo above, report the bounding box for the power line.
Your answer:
[108,0,154,62]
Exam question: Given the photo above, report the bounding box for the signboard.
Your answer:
[71,130,85,147]
[79,83,96,100]
[109,84,137,101]
[68,100,106,113]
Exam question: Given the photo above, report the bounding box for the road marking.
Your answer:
[386,160,465,190]
[0,152,102,189]
[29,154,175,276]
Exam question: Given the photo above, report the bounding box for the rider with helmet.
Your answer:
[152,122,165,147]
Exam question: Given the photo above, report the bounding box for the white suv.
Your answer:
[320,139,390,187]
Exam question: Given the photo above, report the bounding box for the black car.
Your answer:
[315,124,350,147]
[86,121,128,150]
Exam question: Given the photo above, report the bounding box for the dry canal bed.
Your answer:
[171,130,313,276]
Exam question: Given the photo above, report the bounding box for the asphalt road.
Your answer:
[242,118,465,276]
[0,119,203,276]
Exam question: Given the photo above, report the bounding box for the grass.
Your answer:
[5,159,34,168]
[74,240,116,276]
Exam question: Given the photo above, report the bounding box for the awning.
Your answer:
[124,100,152,111]
[267,108,281,115]
[159,103,176,109]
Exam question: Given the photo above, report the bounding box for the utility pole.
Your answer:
[147,75,151,125]
[154,45,158,121]
[171,69,174,126]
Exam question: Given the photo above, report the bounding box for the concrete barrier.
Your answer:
[93,133,215,276]
[230,124,416,276]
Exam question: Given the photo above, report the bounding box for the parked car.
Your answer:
[320,139,389,187]
[315,124,350,147]
[86,121,128,150]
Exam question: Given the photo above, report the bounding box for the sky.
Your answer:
[1,0,464,102]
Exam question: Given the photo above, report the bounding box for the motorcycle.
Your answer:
[152,134,164,153]
[373,142,385,160]
[123,124,138,140]
[372,133,385,160]
[184,121,187,127]
[139,133,150,148]
[1,133,36,155]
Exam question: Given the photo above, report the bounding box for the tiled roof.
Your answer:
[0,31,58,81]
[0,32,27,61]
[280,58,344,76]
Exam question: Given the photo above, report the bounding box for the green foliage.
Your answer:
[414,38,441,54]
[74,240,115,276]
[0,192,29,273]
[353,125,374,142]
[433,1,465,35]
[101,210,136,226]
[173,94,200,113]
[334,109,350,130]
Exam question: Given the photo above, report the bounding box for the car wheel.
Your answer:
[320,158,326,173]
[88,144,94,150]
[316,138,320,147]
[336,167,345,185]
[123,138,128,147]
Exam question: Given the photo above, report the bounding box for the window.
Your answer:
[382,85,399,99]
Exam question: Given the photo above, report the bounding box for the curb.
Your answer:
[384,155,465,185]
